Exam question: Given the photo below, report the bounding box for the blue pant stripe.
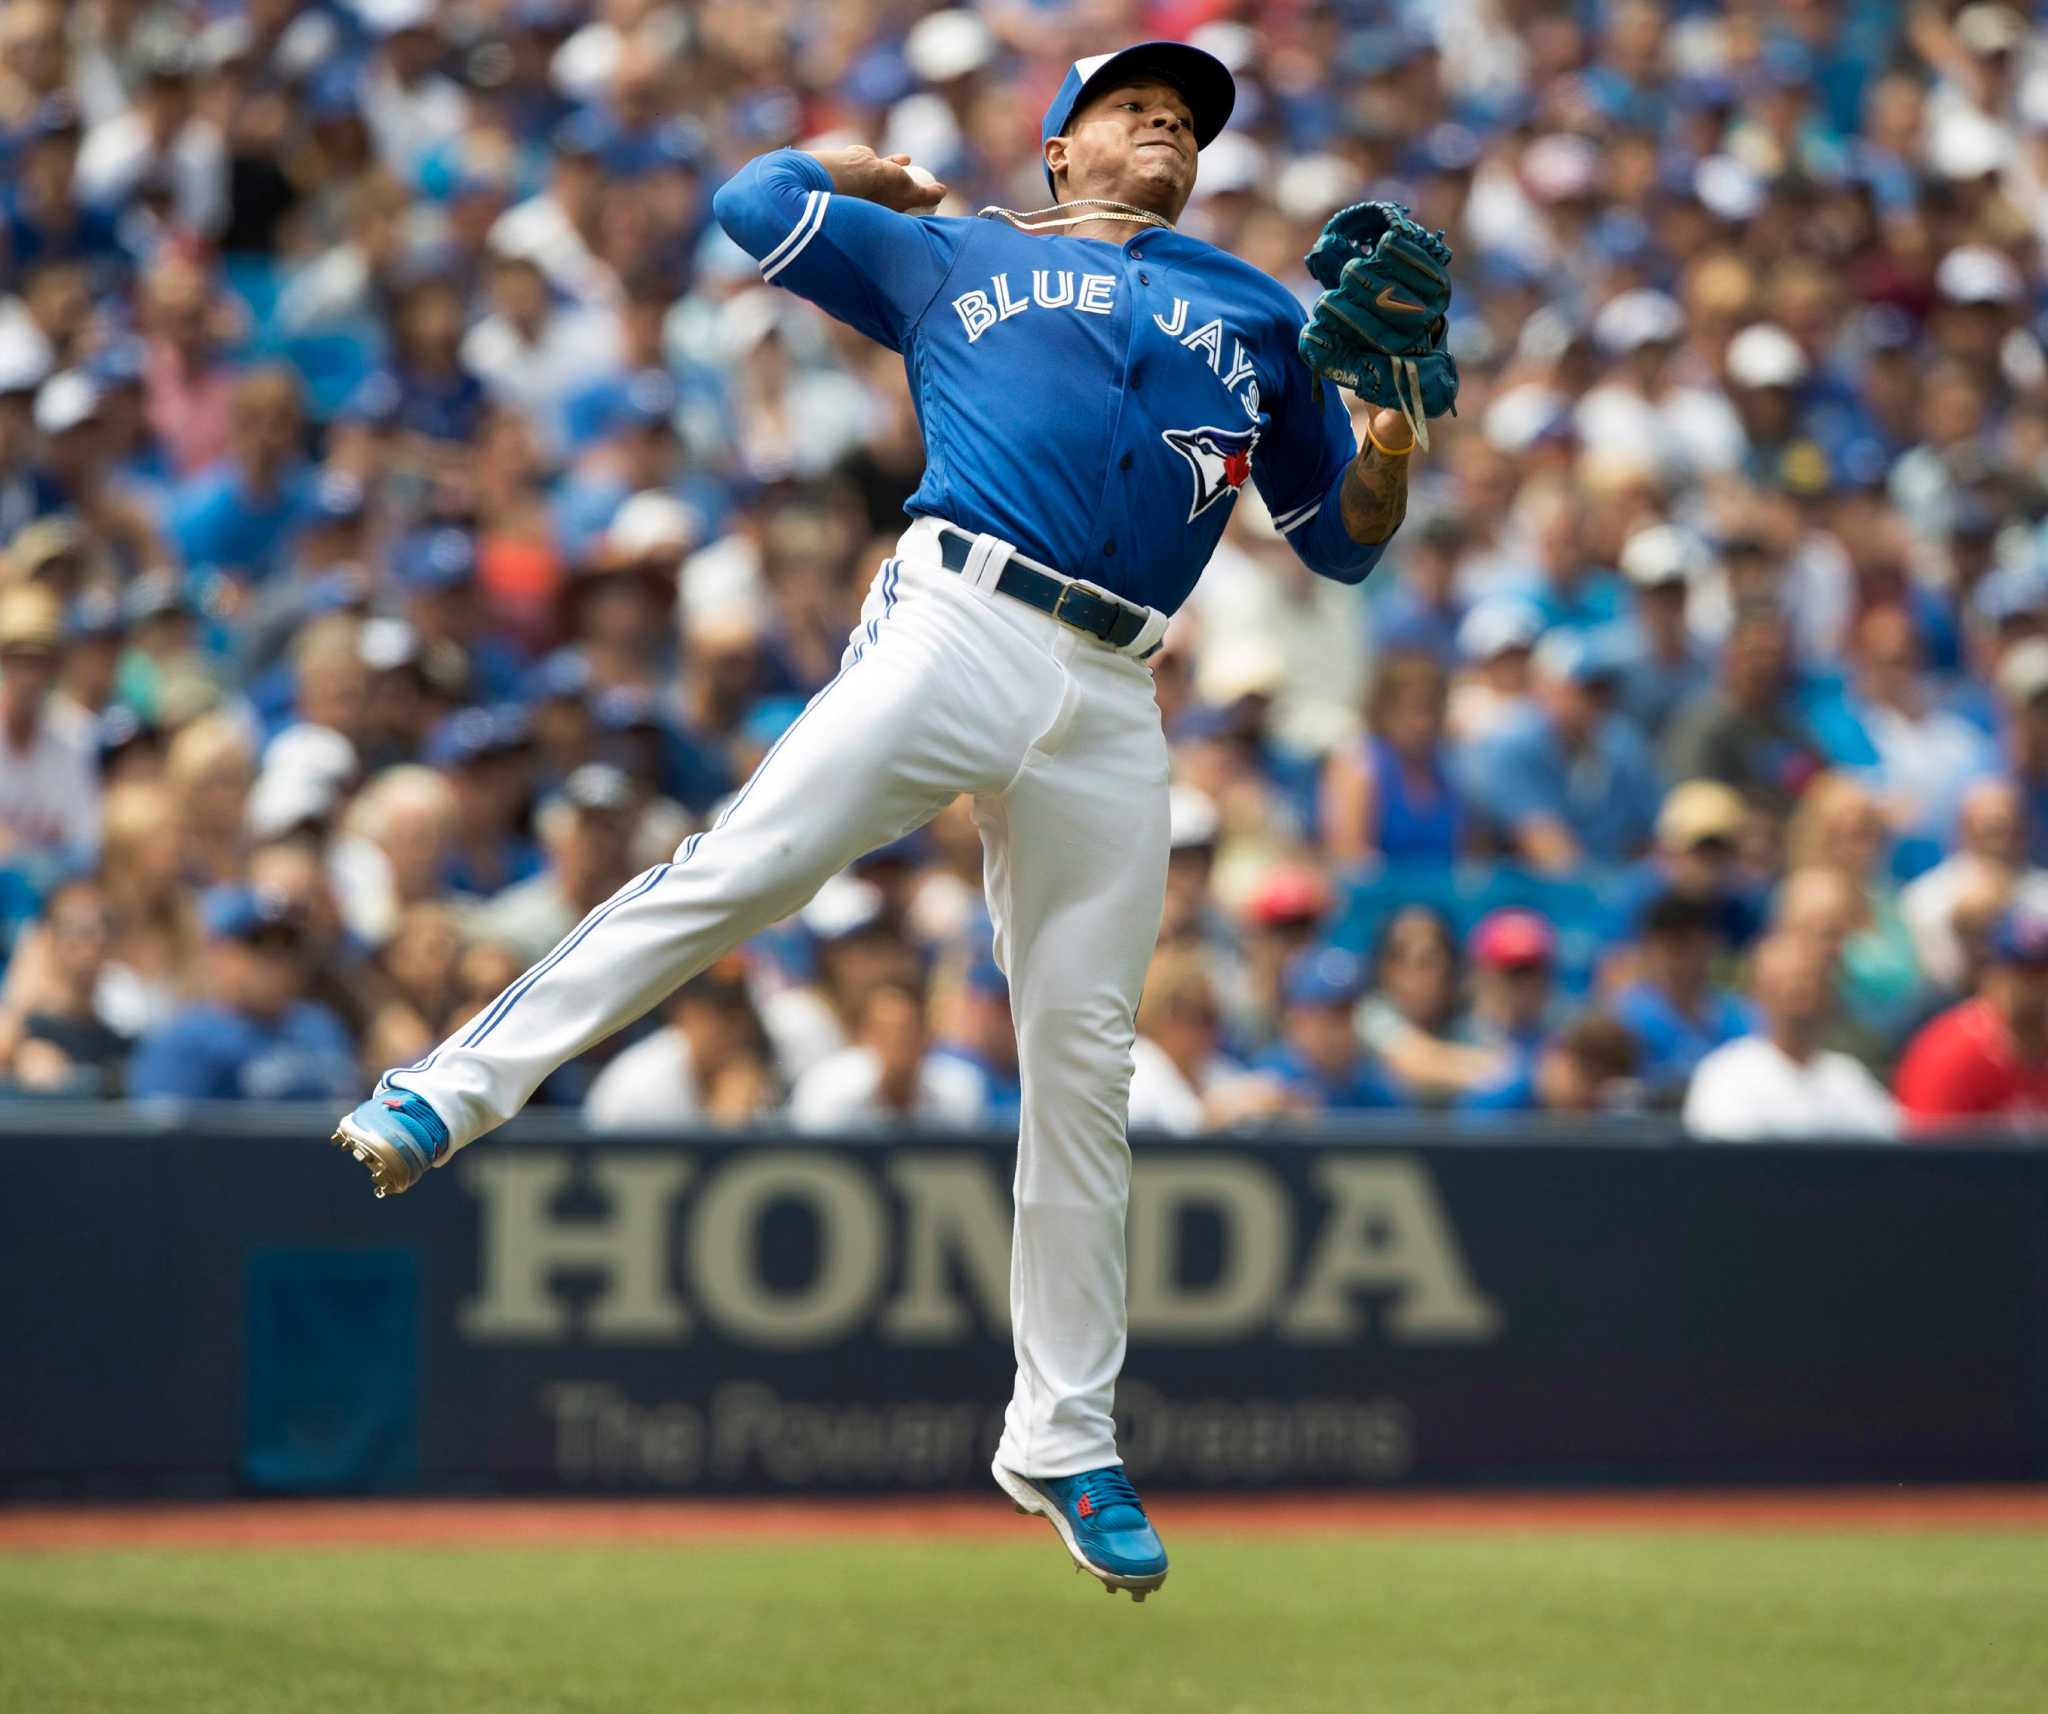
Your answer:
[462,862,674,1049]
[450,560,909,1056]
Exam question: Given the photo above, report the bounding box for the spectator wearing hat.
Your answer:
[557,261,691,457]
[0,95,125,290]
[0,321,47,534]
[1575,287,1743,481]
[395,528,527,705]
[1447,594,1543,745]
[1682,932,1898,1141]
[790,972,987,1131]
[1611,525,1713,740]
[1463,907,1565,1061]
[465,760,636,963]
[428,706,541,899]
[1896,903,2048,1131]
[584,954,781,1130]
[74,36,224,238]
[1253,946,1400,1114]
[1617,778,1769,952]
[0,583,96,868]
[1722,324,1814,484]
[1611,892,1753,1102]
[358,0,469,181]
[30,369,162,573]
[128,884,357,1102]
[931,955,1022,1124]
[1663,603,1827,819]
[1226,858,1329,1055]
[554,368,688,559]
[1322,651,1463,869]
[53,587,126,725]
[1458,629,1660,872]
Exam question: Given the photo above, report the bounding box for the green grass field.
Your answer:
[2,1531,2042,1714]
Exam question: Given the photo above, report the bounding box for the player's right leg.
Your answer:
[334,553,1072,1194]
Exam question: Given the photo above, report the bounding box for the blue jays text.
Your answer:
[712,150,1389,617]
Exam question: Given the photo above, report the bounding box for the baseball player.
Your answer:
[334,39,1456,1599]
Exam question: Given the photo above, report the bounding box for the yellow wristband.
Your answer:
[1366,421,1415,459]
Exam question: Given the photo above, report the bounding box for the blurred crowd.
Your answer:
[3,0,2048,1138]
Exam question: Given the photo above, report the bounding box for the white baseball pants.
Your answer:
[382,517,1172,1478]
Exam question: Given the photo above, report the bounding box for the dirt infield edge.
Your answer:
[3,1488,2047,1551]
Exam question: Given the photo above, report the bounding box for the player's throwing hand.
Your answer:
[809,146,948,212]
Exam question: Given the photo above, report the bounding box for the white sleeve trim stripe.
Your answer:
[1275,500,1321,533]
[756,189,820,274]
[761,190,830,283]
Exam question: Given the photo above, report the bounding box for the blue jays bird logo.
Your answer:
[1162,424,1259,522]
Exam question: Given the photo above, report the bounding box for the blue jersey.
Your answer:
[711,150,1385,615]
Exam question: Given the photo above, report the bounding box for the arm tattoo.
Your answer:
[1339,444,1410,546]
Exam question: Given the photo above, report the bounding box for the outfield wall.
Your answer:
[3,1110,2044,1496]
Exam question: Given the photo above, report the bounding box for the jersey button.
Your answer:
[1139,272,1151,285]
[1119,453,1133,470]
[1102,542,1117,556]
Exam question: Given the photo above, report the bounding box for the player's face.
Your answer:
[1052,80,1198,219]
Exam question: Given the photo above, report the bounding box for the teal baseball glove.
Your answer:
[1298,200,1458,449]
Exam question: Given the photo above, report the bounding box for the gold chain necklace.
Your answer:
[976,197,1172,234]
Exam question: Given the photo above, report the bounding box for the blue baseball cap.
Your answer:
[1992,905,2048,966]
[337,371,403,428]
[1285,946,1367,1009]
[424,705,524,769]
[1040,41,1236,194]
[612,369,679,431]
[393,528,477,593]
[201,885,298,943]
[528,647,594,703]
[66,588,126,643]
[309,469,367,524]
[593,684,663,733]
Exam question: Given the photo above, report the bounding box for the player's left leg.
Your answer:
[975,629,1172,1596]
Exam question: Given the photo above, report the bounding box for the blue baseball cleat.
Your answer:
[993,1460,1169,1600]
[330,1092,450,1199]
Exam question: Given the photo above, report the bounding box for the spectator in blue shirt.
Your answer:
[394,528,528,704]
[1507,483,1625,637]
[1322,650,1463,869]
[933,957,1022,1124]
[1612,891,1753,1104]
[1611,524,1713,742]
[1458,629,1662,871]
[1254,947,1401,1113]
[1370,508,1467,665]
[1461,1012,1643,1116]
[129,885,358,1101]
[167,366,314,588]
